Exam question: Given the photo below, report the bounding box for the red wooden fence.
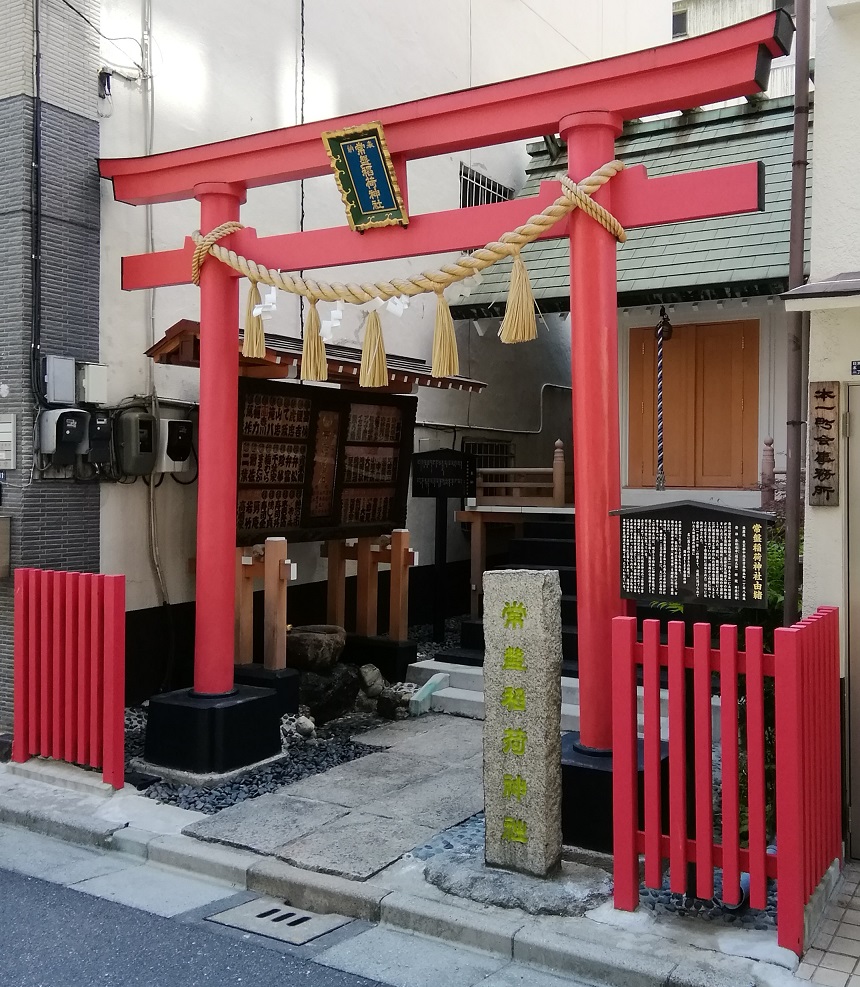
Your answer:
[613,607,841,956]
[12,569,126,789]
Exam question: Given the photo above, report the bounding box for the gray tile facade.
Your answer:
[0,94,100,731]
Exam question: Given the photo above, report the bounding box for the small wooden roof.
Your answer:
[146,320,486,393]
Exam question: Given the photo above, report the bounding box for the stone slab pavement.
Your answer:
[0,714,811,987]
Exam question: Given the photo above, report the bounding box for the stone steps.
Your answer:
[408,659,721,741]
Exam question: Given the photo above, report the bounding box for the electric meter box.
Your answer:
[87,412,112,464]
[155,418,193,474]
[39,408,90,466]
[115,410,157,475]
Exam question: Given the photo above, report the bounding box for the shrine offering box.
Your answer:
[237,379,416,544]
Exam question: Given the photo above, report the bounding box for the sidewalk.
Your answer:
[0,713,818,987]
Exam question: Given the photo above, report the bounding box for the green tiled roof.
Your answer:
[455,97,812,315]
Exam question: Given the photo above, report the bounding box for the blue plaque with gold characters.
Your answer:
[322,121,409,232]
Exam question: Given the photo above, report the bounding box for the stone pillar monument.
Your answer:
[482,568,562,877]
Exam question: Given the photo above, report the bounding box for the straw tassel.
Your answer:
[359,309,388,388]
[498,249,537,344]
[242,279,267,359]
[300,300,328,381]
[430,290,459,378]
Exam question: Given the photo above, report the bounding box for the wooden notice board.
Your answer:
[237,379,416,544]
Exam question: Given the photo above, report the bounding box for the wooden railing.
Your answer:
[12,569,126,788]
[475,439,566,507]
[612,608,842,956]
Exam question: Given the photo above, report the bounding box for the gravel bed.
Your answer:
[411,617,464,661]
[123,704,382,815]
[411,811,486,861]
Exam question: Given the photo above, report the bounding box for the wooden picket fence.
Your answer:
[612,607,841,955]
[12,568,126,788]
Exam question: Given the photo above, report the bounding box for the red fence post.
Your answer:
[101,575,126,789]
[12,569,29,763]
[720,624,741,906]
[693,623,714,900]
[667,621,687,893]
[643,619,663,889]
[774,623,805,955]
[613,615,639,910]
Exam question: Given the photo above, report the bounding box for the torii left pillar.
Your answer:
[143,183,282,776]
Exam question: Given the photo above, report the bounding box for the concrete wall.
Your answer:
[97,0,671,611]
[801,3,860,627]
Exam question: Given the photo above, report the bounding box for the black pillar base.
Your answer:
[233,665,300,717]
[561,731,670,853]
[341,634,418,683]
[144,686,280,775]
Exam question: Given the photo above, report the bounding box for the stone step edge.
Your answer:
[0,777,792,985]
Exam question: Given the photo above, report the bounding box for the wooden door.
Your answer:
[627,320,759,489]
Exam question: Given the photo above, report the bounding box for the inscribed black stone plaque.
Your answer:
[237,379,416,544]
[612,501,769,610]
[411,449,477,500]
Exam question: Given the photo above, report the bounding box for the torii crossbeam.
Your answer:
[100,12,792,764]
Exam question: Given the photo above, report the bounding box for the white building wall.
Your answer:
[98,0,671,611]
[801,2,860,625]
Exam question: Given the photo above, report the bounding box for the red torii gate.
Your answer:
[100,12,791,762]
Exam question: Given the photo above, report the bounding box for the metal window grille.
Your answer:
[461,438,515,471]
[672,9,688,38]
[459,164,515,209]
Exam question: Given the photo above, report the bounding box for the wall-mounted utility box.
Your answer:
[77,363,108,406]
[86,412,112,464]
[0,414,16,470]
[44,355,77,405]
[115,410,157,475]
[39,408,89,465]
[0,516,9,579]
[155,418,193,474]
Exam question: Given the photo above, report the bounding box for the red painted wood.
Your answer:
[77,574,91,766]
[812,617,824,887]
[824,609,842,864]
[64,573,78,764]
[693,623,714,899]
[193,186,244,695]
[667,621,687,893]
[102,576,126,789]
[636,833,778,881]
[90,576,103,768]
[120,162,764,291]
[39,570,53,756]
[612,616,639,911]
[774,624,804,954]
[564,110,625,750]
[719,624,741,907]
[99,14,786,205]
[51,570,65,762]
[745,625,767,909]
[643,619,663,888]
[27,569,39,756]
[12,570,29,763]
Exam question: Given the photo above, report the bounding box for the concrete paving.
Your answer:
[0,717,820,987]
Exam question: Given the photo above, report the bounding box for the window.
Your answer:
[462,438,515,471]
[672,8,688,38]
[459,164,514,209]
[627,321,759,489]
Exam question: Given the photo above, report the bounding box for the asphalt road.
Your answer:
[0,867,383,987]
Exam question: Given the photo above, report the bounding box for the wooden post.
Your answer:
[263,537,287,671]
[389,529,410,642]
[760,437,775,510]
[470,514,486,619]
[356,537,378,637]
[326,539,346,627]
[234,547,255,665]
[553,439,565,506]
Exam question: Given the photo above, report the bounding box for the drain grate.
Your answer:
[207,896,351,945]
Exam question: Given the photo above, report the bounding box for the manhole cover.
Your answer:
[207,897,351,945]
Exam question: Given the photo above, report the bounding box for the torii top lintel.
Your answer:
[99,12,792,207]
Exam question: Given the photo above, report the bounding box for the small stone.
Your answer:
[359,664,385,698]
[294,715,316,738]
